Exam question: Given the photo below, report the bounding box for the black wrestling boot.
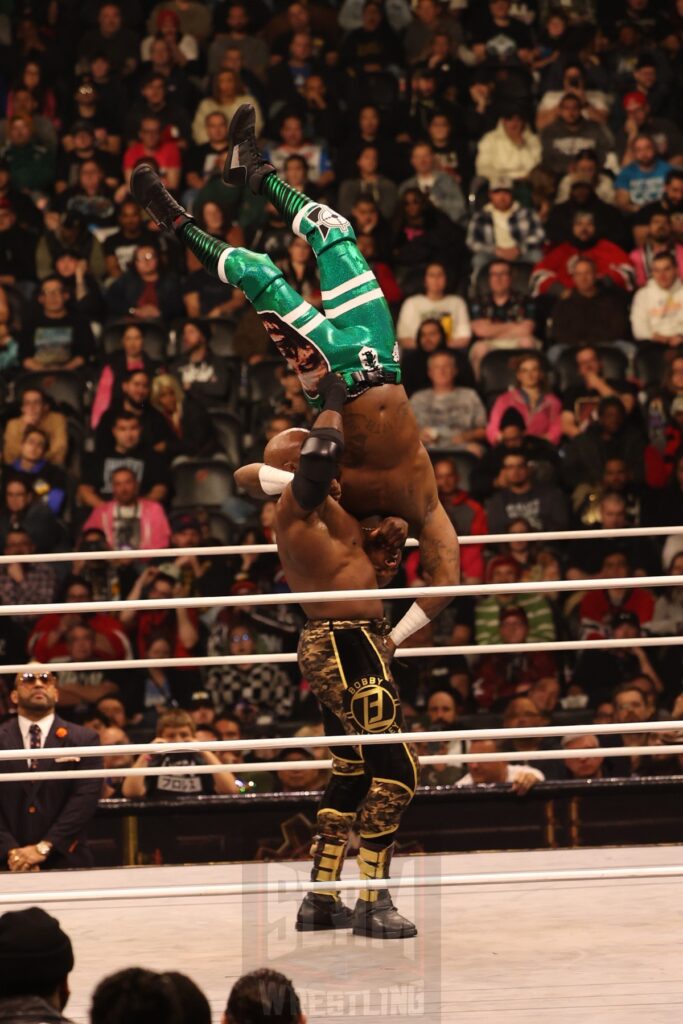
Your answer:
[130,164,192,231]
[352,841,417,939]
[296,893,353,931]
[222,103,275,193]
[295,834,353,931]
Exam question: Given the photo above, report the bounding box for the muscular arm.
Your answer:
[415,497,460,619]
[234,463,294,499]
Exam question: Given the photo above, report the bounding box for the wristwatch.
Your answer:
[36,841,52,858]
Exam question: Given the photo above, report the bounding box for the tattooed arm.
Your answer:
[387,494,460,656]
[416,496,461,619]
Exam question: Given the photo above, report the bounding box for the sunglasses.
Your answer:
[20,672,53,683]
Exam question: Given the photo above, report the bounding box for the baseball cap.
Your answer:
[70,119,94,135]
[489,175,513,192]
[622,90,648,110]
[612,610,639,629]
[190,690,213,709]
[170,512,201,533]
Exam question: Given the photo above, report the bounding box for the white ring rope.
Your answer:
[2,634,681,676]
[3,720,681,765]
[2,523,683,565]
[2,744,681,784]
[3,864,683,906]
[1,573,682,617]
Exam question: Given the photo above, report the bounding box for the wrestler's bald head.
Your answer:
[263,428,310,471]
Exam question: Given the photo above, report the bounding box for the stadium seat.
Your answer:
[555,346,628,392]
[246,359,283,405]
[210,409,243,465]
[634,345,670,390]
[203,511,236,544]
[100,320,169,361]
[16,371,84,416]
[171,456,235,508]
[65,414,85,477]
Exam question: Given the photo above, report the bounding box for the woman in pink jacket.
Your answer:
[487,354,562,445]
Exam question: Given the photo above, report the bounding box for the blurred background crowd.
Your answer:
[1,0,683,796]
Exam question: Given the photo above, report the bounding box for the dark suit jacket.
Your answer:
[0,715,102,870]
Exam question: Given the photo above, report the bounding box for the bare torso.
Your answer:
[339,384,437,531]
[338,384,460,608]
[275,489,385,620]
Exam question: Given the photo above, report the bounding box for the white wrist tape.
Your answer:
[258,464,294,496]
[389,602,430,647]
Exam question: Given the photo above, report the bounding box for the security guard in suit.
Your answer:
[0,667,102,871]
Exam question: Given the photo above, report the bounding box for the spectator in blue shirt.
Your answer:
[615,135,672,216]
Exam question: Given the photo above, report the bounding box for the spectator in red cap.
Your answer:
[140,8,200,66]
[616,90,683,168]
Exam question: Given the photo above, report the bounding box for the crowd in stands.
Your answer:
[2,0,683,802]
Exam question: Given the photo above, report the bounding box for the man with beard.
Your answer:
[634,168,683,245]
[615,134,672,216]
[531,210,634,297]
[630,211,683,286]
[0,667,101,871]
[94,369,167,451]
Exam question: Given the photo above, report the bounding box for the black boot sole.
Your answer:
[352,923,418,939]
[130,164,189,230]
[295,917,353,931]
[222,103,274,192]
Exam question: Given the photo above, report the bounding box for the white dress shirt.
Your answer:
[17,713,55,766]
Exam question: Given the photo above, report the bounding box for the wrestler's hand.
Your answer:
[373,517,409,550]
[318,371,347,409]
[383,637,397,661]
[329,478,342,502]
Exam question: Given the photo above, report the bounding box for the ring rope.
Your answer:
[4,863,683,906]
[3,720,681,764]
[3,634,681,676]
[1,572,681,617]
[2,523,682,566]
[1,743,681,784]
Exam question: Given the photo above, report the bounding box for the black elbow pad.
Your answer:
[291,427,344,510]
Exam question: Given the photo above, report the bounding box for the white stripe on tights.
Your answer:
[216,247,235,284]
[326,288,385,320]
[282,300,311,325]
[321,270,376,302]
[296,312,326,337]
[291,202,319,239]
